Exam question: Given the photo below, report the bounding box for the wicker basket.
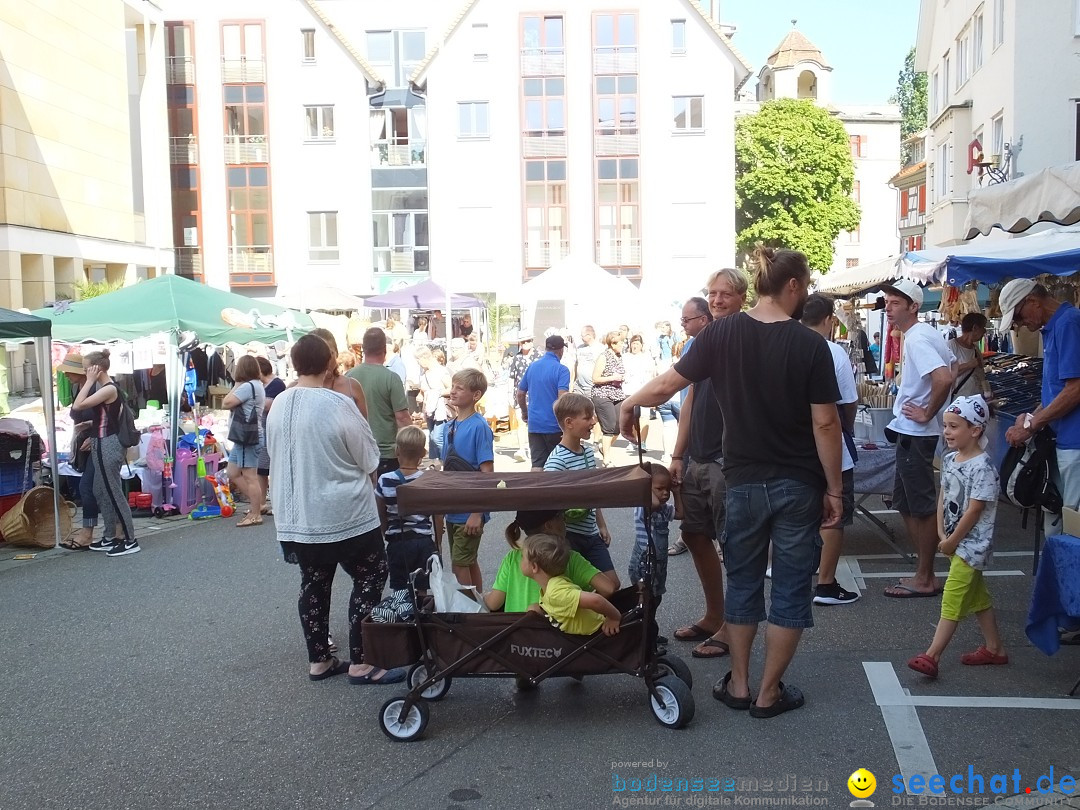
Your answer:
[0,487,75,548]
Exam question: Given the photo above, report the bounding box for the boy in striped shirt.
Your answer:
[543,393,619,590]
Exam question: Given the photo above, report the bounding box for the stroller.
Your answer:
[363,465,694,742]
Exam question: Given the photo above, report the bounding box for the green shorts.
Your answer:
[940,554,992,622]
[447,522,483,567]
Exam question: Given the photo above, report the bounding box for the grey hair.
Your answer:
[705,267,749,297]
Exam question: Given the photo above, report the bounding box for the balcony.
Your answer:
[169,136,199,164]
[220,57,265,84]
[228,247,274,285]
[593,48,638,75]
[175,247,202,281]
[166,56,194,84]
[523,239,569,270]
[899,211,926,231]
[521,48,566,76]
[371,140,426,168]
[594,132,639,156]
[375,248,430,274]
[224,134,268,164]
[596,238,641,268]
[522,132,568,158]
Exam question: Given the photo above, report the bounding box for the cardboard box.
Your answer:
[1063,507,1080,538]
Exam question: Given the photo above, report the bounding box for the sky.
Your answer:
[723,0,921,105]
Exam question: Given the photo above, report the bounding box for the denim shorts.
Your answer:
[656,401,681,423]
[723,478,823,629]
[566,530,614,573]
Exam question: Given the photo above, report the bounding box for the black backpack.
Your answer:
[111,383,141,449]
[1000,427,1062,512]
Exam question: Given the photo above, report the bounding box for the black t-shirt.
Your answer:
[264,377,286,400]
[674,313,840,488]
[688,369,725,463]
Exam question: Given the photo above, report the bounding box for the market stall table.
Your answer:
[852,442,913,561]
[1026,533,1080,695]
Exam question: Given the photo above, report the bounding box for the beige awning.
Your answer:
[964,161,1080,239]
[814,255,903,296]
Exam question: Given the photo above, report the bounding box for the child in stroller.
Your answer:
[520,533,622,636]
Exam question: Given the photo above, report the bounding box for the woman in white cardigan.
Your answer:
[267,334,403,685]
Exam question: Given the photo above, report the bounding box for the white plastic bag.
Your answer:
[428,555,488,613]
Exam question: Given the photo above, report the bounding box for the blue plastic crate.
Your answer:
[0,463,34,496]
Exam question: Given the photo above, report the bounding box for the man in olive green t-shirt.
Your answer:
[346,328,411,476]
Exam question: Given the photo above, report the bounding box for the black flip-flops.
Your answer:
[308,657,350,682]
[712,671,752,710]
[749,682,805,718]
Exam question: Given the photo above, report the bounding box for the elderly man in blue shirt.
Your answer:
[517,333,571,468]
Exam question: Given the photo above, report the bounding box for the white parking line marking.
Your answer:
[857,570,1025,578]
[907,696,1080,710]
[864,662,938,786]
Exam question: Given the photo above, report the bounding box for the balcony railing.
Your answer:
[221,57,265,83]
[224,134,268,164]
[899,211,926,230]
[593,48,638,74]
[175,247,202,280]
[375,248,430,274]
[170,136,199,164]
[596,238,641,268]
[228,247,274,285]
[166,56,194,84]
[594,132,640,156]
[371,140,426,167]
[521,48,566,76]
[523,239,570,270]
[522,133,568,158]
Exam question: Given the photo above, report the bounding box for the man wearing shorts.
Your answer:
[881,280,956,599]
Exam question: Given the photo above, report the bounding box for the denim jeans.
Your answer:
[723,478,823,629]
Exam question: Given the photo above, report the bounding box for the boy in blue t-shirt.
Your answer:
[543,393,619,590]
[441,368,495,589]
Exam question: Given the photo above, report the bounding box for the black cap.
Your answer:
[545,334,565,351]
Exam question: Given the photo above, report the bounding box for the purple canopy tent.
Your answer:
[364,279,483,309]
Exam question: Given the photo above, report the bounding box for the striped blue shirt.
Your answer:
[543,443,599,535]
[375,469,435,540]
[634,504,675,551]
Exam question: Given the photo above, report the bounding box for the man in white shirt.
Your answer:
[802,294,861,605]
[881,280,956,599]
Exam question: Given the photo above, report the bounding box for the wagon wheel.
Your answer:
[656,655,693,689]
[648,675,695,729]
[378,696,429,742]
[407,662,452,701]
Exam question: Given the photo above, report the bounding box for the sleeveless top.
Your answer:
[92,382,123,438]
[592,348,625,401]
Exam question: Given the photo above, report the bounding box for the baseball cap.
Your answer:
[545,334,565,351]
[880,278,924,308]
[997,278,1038,332]
[517,331,534,343]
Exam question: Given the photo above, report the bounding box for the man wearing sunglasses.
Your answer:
[1002,279,1080,536]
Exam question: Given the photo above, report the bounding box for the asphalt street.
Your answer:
[2,436,1079,810]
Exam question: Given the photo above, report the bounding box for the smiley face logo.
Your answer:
[847,768,877,798]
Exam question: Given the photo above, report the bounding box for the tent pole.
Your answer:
[37,337,62,548]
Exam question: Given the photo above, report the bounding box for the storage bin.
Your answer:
[0,462,35,497]
[854,406,892,444]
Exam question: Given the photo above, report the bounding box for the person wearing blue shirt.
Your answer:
[517,334,571,468]
[1001,279,1080,537]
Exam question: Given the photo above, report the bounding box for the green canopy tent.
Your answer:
[0,308,62,548]
[32,275,315,470]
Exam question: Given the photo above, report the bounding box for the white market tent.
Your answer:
[964,161,1080,240]
[516,255,645,331]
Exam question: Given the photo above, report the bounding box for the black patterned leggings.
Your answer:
[297,534,388,664]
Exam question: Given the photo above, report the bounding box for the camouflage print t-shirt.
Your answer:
[941,450,999,570]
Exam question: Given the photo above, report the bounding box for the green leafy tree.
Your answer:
[735,98,861,274]
[890,46,928,140]
[68,278,127,300]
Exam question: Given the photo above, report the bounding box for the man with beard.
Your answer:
[620,247,842,718]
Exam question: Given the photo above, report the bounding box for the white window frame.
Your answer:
[672,95,703,132]
[304,105,335,141]
[671,19,686,54]
[993,0,1005,47]
[956,28,970,89]
[472,23,488,61]
[301,29,315,63]
[458,101,490,138]
[942,52,951,105]
[1075,0,1080,36]
[930,70,940,117]
[973,11,984,71]
[991,113,1004,160]
[308,211,339,262]
[936,142,952,199]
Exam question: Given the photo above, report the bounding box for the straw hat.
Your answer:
[58,352,85,376]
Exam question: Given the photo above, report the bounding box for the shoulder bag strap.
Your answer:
[950,368,976,400]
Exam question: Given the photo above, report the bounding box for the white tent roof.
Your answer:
[516,255,641,308]
[276,286,368,312]
[814,255,905,296]
[964,161,1080,239]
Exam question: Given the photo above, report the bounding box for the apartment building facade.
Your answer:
[162,0,748,301]
[890,133,928,254]
[0,0,173,310]
[916,0,1080,246]
[737,28,902,274]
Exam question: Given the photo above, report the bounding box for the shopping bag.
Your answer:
[428,555,487,613]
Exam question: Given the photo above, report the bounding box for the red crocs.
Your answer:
[960,646,1009,666]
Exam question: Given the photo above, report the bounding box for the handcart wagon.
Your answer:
[363,465,694,741]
